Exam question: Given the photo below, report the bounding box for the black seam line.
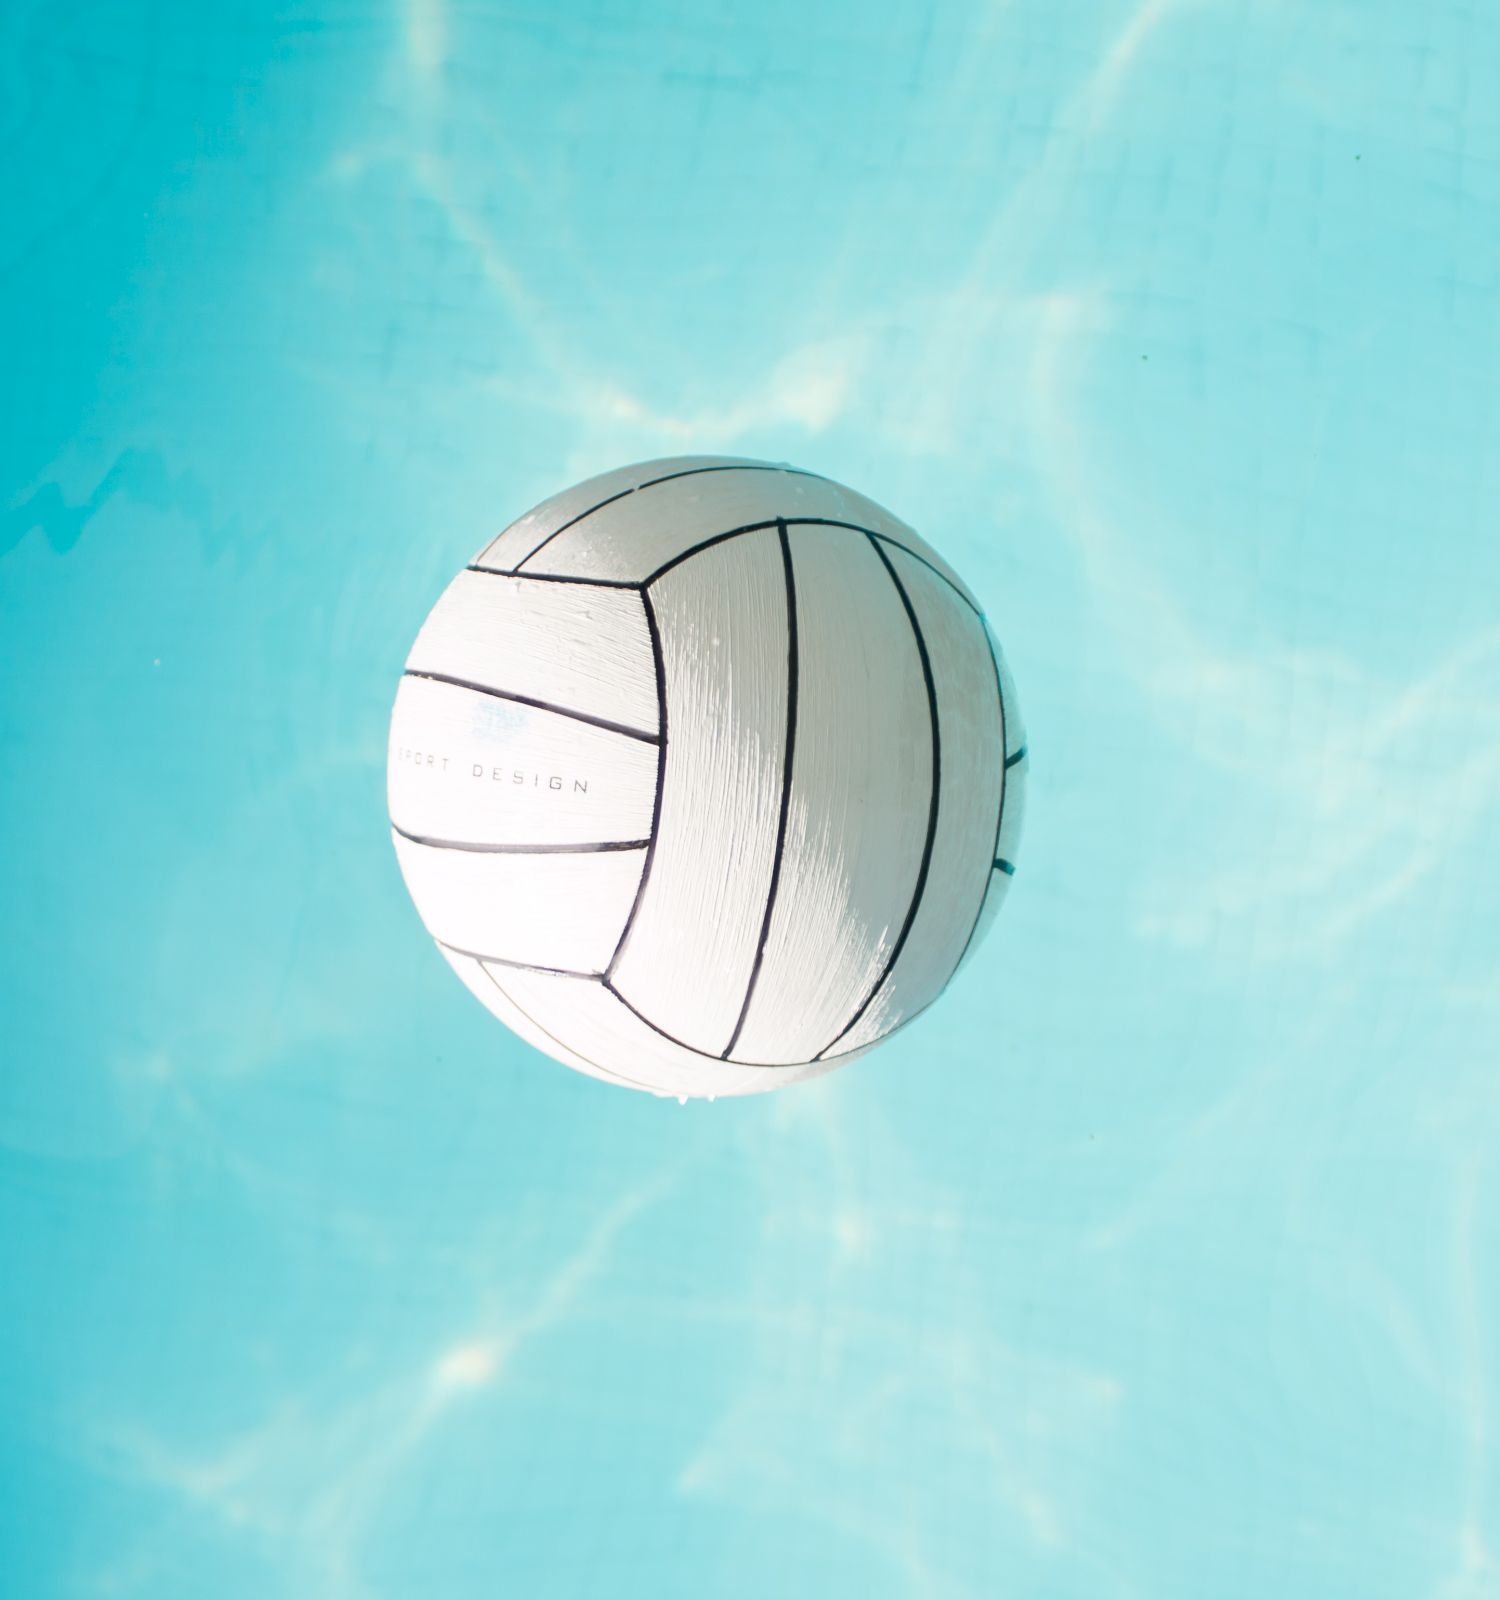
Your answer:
[995,859,1017,875]
[644,519,780,585]
[401,670,660,744]
[722,520,799,1060]
[472,962,655,1093]
[464,565,643,591]
[816,534,943,1061]
[508,464,818,574]
[493,485,634,573]
[392,824,648,856]
[644,516,982,618]
[838,961,963,1060]
[603,977,865,1072]
[436,940,600,979]
[805,523,983,617]
[951,624,1009,976]
[605,590,667,978]
[638,462,822,491]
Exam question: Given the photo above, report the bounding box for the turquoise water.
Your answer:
[4,1,1499,1595]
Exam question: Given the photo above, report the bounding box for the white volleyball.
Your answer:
[388,456,1028,1098]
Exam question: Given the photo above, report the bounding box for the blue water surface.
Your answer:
[3,2,1499,1596]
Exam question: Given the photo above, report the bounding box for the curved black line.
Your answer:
[465,565,643,591]
[436,940,601,979]
[491,485,634,573]
[995,859,1017,876]
[511,463,818,574]
[644,519,781,586]
[605,591,668,977]
[820,952,978,1062]
[402,670,660,743]
[951,623,1010,977]
[644,516,983,619]
[604,977,867,1073]
[811,523,984,619]
[471,962,654,1093]
[816,535,943,1061]
[392,824,648,856]
[722,521,799,1059]
[637,462,820,491]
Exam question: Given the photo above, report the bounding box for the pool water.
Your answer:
[3,2,1498,1596]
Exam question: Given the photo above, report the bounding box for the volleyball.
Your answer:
[387,456,1028,1098]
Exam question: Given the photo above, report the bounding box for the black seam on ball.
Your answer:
[436,940,602,979]
[464,565,644,590]
[604,590,668,978]
[473,961,654,1092]
[604,975,867,1073]
[392,825,649,856]
[644,519,781,585]
[501,485,635,573]
[636,462,821,491]
[722,520,799,1060]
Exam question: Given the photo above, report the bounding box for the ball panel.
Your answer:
[388,675,658,848]
[394,831,645,974]
[435,946,646,1089]
[496,967,848,1098]
[832,546,1003,1054]
[610,529,790,1055]
[472,455,767,573]
[405,570,659,737]
[730,524,932,1066]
